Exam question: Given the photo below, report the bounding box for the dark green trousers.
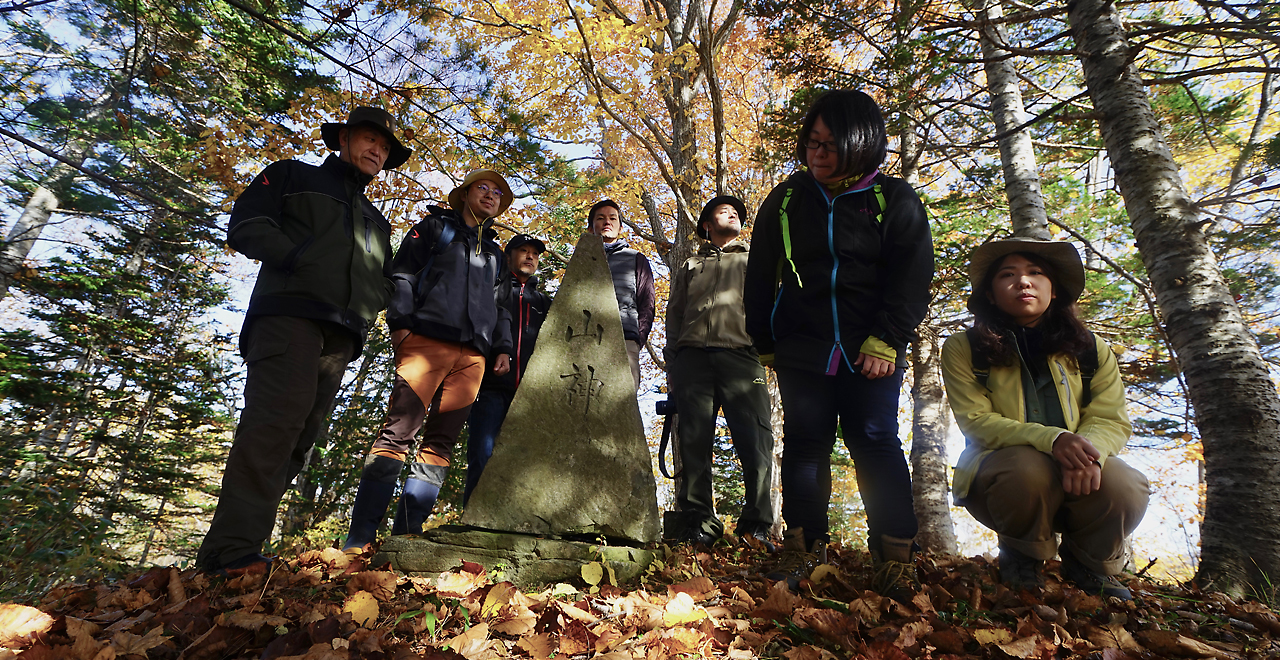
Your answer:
[196,315,354,570]
[670,347,774,536]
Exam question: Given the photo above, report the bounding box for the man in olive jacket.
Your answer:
[196,106,412,575]
[666,196,775,547]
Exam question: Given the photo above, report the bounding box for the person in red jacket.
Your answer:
[463,233,552,504]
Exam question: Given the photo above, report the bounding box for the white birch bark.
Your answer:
[900,112,958,554]
[975,0,1051,239]
[1068,0,1280,596]
[0,164,70,297]
[911,329,958,554]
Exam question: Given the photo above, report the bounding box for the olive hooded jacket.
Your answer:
[940,330,1132,504]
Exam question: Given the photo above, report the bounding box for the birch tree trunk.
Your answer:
[910,329,958,553]
[0,170,66,297]
[975,0,1050,239]
[1068,0,1280,597]
[899,111,957,554]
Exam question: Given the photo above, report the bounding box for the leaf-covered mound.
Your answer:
[3,539,1280,659]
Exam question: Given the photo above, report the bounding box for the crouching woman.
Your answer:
[941,237,1149,600]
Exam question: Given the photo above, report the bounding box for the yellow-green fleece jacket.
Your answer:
[940,330,1132,503]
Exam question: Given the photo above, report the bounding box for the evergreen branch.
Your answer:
[0,0,57,13]
[0,126,216,229]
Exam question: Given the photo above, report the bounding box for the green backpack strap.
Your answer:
[872,182,886,225]
[965,327,991,391]
[778,187,803,288]
[1079,330,1099,408]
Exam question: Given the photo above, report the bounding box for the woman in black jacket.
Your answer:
[744,90,934,596]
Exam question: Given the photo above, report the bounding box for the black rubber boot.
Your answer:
[391,478,440,536]
[344,478,396,550]
[343,455,403,550]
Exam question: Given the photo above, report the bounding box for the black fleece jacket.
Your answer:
[227,154,395,360]
[744,170,934,373]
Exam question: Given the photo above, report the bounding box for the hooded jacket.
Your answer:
[744,170,934,372]
[604,241,655,345]
[940,330,1132,504]
[227,155,395,359]
[481,271,551,392]
[385,205,513,358]
[665,238,754,361]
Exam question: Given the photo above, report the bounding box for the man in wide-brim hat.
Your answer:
[197,105,413,577]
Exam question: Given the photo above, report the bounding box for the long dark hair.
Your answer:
[970,252,1094,367]
[793,90,887,180]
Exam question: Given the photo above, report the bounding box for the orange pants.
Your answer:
[370,333,485,485]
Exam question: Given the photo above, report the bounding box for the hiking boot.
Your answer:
[1059,546,1132,600]
[763,528,827,591]
[676,526,719,546]
[998,546,1045,591]
[870,535,919,603]
[206,552,273,578]
[736,525,777,553]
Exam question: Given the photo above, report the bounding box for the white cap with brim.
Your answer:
[967,237,1085,314]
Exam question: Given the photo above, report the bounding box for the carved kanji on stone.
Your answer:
[560,363,605,416]
[565,310,604,345]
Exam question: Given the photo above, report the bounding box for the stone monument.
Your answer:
[374,233,659,586]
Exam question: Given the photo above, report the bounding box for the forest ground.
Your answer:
[2,534,1279,659]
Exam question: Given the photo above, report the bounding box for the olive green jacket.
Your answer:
[940,330,1132,503]
[665,239,755,362]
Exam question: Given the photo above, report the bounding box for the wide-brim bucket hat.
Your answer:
[697,195,748,240]
[448,169,513,217]
[967,237,1085,314]
[320,106,412,171]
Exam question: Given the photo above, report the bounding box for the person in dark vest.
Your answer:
[666,195,775,548]
[941,237,1149,599]
[343,169,515,553]
[587,199,654,391]
[197,106,412,576]
[463,233,552,504]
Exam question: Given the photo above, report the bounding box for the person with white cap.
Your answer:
[197,105,413,576]
[343,169,516,552]
[941,237,1149,599]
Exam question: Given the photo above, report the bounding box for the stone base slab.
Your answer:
[372,525,656,588]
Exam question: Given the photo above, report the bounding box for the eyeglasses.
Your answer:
[473,182,504,199]
[803,138,839,154]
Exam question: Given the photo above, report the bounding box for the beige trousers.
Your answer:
[964,445,1150,575]
[627,340,642,391]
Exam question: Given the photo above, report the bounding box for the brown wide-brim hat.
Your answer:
[321,106,412,170]
[967,237,1085,314]
[697,195,747,240]
[447,169,513,217]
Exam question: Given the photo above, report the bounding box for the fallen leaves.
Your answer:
[4,539,1280,660]
[341,590,379,628]
[0,603,54,647]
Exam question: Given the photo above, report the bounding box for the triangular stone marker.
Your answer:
[461,233,659,543]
